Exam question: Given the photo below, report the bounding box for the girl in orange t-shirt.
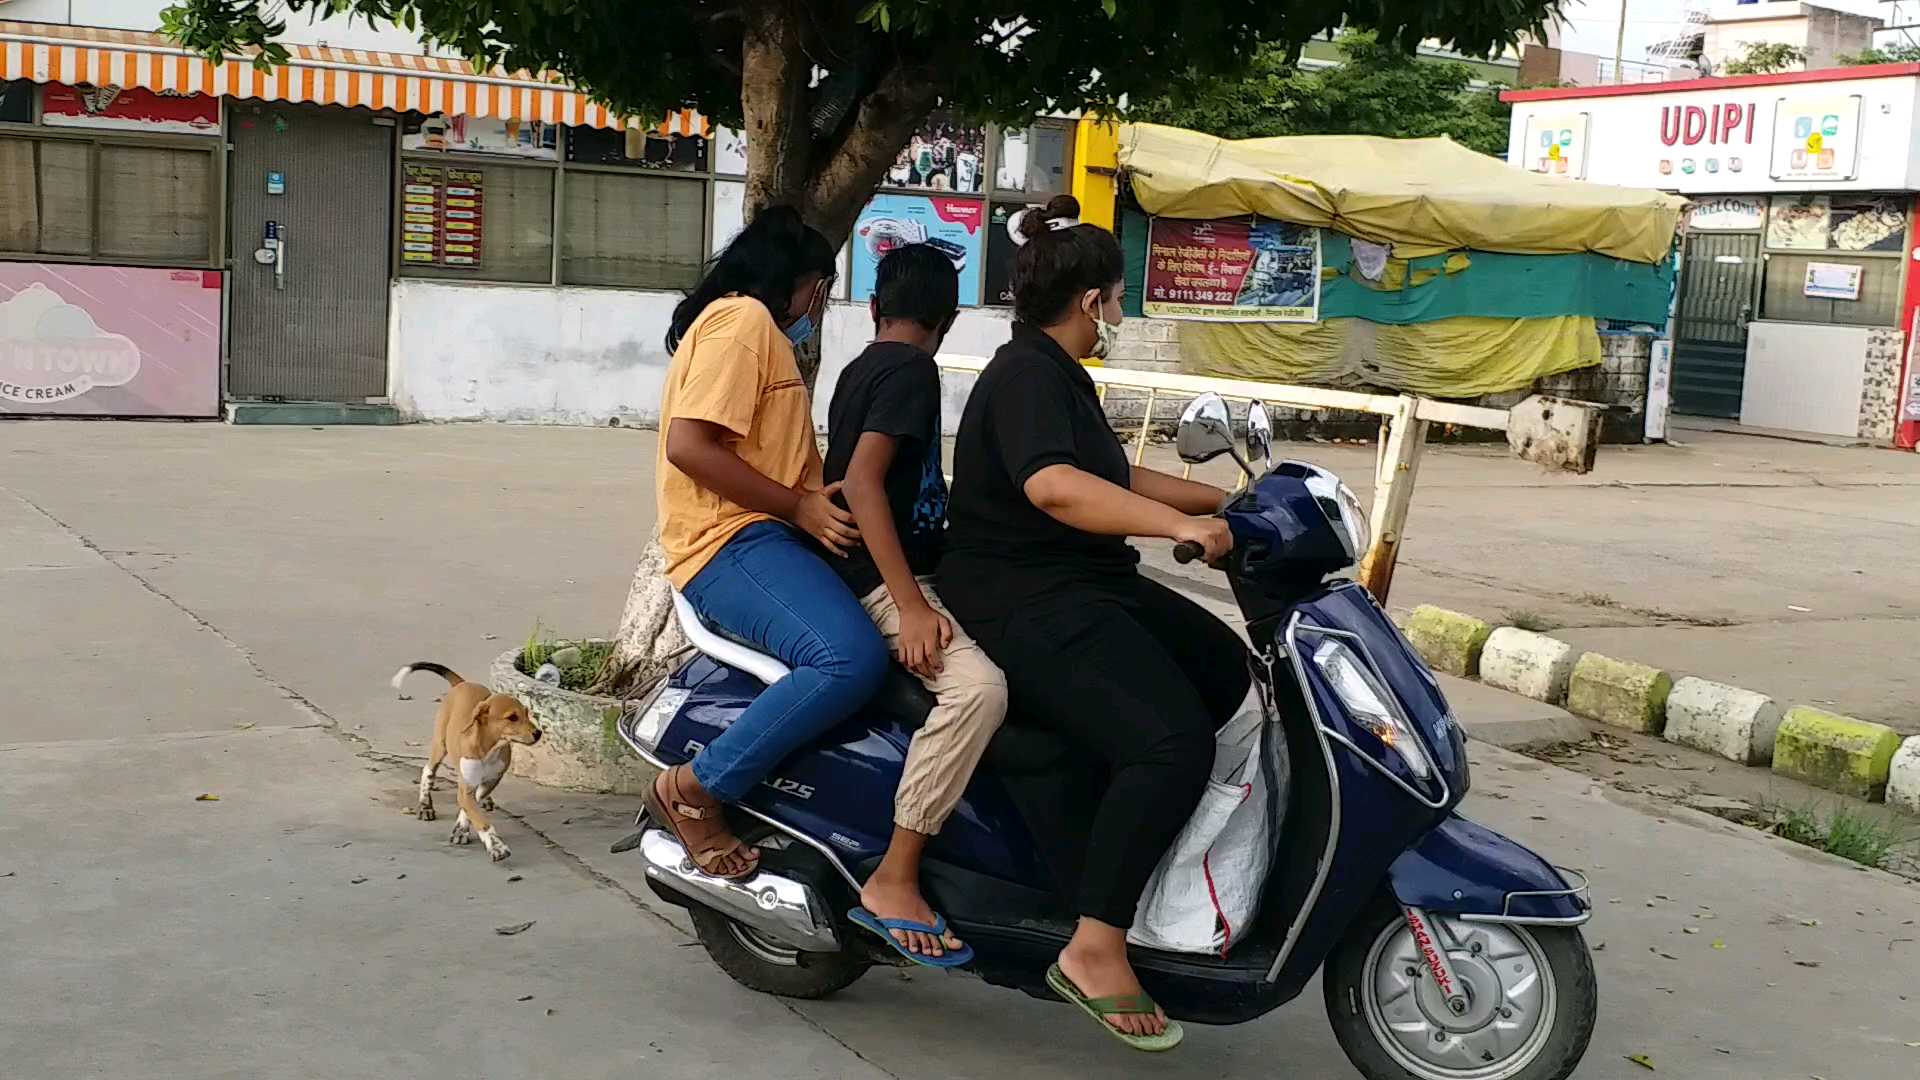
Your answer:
[646,207,887,882]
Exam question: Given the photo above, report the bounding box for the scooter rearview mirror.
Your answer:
[1177,393,1234,465]
[1246,400,1274,473]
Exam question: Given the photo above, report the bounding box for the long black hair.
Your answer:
[1010,195,1124,326]
[667,205,836,352]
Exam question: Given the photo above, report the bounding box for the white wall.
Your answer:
[389,282,1017,429]
[389,281,679,425]
[7,0,449,55]
[1742,321,1871,436]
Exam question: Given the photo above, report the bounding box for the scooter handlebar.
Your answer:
[1172,540,1206,565]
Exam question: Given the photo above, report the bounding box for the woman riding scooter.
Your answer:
[937,196,1250,1051]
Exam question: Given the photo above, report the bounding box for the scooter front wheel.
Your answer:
[1323,904,1597,1080]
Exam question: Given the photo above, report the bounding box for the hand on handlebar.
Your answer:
[1171,516,1232,565]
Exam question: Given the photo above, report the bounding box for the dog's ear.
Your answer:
[462,698,490,734]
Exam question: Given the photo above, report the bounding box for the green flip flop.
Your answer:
[1045,963,1184,1053]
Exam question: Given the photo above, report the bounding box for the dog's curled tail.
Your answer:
[391,661,463,691]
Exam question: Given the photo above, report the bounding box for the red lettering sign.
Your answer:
[1661,101,1758,147]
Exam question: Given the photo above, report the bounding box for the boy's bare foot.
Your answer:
[859,873,963,957]
[1057,935,1167,1037]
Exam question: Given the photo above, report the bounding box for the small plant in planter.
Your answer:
[516,621,618,693]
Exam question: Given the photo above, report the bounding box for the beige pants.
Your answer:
[860,579,1009,835]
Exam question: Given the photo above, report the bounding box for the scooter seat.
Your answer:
[669,589,793,686]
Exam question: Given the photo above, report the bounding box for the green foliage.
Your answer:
[1767,800,1914,870]
[1130,31,1514,156]
[1839,42,1920,66]
[160,0,1561,128]
[1720,41,1807,76]
[518,621,615,693]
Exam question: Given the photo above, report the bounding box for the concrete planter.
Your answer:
[488,644,657,795]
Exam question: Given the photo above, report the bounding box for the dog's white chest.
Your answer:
[460,754,507,789]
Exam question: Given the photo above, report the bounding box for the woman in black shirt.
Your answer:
[938,197,1251,1050]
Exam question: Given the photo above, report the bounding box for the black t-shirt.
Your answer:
[822,341,949,598]
[937,323,1138,625]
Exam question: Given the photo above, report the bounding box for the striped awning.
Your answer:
[0,19,710,135]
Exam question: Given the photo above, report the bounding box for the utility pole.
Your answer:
[1614,0,1629,84]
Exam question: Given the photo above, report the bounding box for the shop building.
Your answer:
[1505,65,1920,448]
[0,10,1087,423]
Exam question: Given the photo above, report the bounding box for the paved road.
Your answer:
[4,422,1918,1078]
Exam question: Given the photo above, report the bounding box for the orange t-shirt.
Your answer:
[656,296,818,587]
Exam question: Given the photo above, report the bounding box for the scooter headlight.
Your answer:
[1311,639,1433,780]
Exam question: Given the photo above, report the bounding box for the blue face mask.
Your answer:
[784,314,816,348]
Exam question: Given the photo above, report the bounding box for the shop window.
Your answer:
[1760,253,1901,327]
[566,126,709,172]
[560,171,706,288]
[97,145,212,262]
[397,160,555,284]
[0,79,34,125]
[0,133,216,265]
[1761,193,1907,327]
[993,122,1074,196]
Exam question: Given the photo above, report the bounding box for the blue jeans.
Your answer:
[681,521,888,802]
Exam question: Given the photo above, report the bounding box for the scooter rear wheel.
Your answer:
[688,904,870,999]
[1324,904,1597,1080]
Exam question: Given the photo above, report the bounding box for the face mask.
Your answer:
[1085,294,1121,360]
[784,314,816,348]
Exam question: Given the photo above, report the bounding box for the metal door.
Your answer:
[226,104,392,401]
[1671,232,1762,419]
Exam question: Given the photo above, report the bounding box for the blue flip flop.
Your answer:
[847,907,975,969]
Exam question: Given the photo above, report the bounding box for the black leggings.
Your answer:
[965,574,1250,927]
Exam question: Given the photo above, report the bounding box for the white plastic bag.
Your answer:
[1127,687,1286,956]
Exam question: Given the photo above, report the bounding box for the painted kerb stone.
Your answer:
[1401,606,1493,678]
[1663,677,1782,766]
[1771,706,1903,801]
[1479,627,1577,704]
[1565,652,1672,735]
[1888,736,1920,816]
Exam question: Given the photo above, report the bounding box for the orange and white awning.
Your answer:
[0,19,711,134]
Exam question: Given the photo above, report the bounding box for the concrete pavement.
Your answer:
[5,420,1919,1078]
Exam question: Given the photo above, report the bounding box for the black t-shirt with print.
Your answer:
[822,341,950,598]
[937,322,1139,626]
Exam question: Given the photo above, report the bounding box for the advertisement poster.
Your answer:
[0,264,221,417]
[884,111,985,194]
[1522,112,1590,179]
[983,203,1025,307]
[1803,261,1863,301]
[714,127,748,175]
[1766,194,1831,250]
[1770,95,1863,181]
[1143,217,1321,322]
[711,180,747,256]
[40,84,220,135]
[850,194,984,307]
[401,113,556,159]
[441,168,484,267]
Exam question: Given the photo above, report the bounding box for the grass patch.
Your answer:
[516,621,616,693]
[1503,609,1561,633]
[1573,592,1620,609]
[1764,801,1915,870]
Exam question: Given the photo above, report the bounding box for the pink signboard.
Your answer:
[0,263,223,418]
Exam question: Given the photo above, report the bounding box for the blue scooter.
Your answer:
[615,393,1597,1080]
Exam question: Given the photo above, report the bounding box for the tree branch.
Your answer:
[801,56,943,243]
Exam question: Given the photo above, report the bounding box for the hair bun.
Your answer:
[1016,194,1083,240]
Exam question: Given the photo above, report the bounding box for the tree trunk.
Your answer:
[605,8,944,690]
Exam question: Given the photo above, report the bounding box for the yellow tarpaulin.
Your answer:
[1119,124,1685,264]
[1178,316,1603,399]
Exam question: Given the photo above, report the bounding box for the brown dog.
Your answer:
[392,662,542,862]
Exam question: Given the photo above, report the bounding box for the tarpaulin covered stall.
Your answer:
[1115,123,1687,396]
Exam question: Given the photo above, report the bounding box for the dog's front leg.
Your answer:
[416,757,441,821]
[454,780,509,862]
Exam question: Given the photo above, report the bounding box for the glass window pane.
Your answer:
[0,137,92,255]
[1760,252,1900,326]
[399,160,555,284]
[98,144,209,262]
[885,111,985,194]
[560,171,705,288]
[994,123,1073,195]
[566,126,709,172]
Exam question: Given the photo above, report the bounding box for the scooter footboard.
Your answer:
[1386,815,1591,924]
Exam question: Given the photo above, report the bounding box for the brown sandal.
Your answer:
[644,765,760,881]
